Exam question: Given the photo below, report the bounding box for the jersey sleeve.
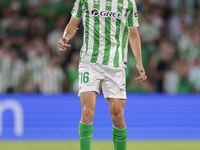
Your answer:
[127,0,139,28]
[71,0,84,18]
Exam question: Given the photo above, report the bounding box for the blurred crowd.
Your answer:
[0,0,200,94]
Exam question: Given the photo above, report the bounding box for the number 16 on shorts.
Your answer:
[80,72,89,84]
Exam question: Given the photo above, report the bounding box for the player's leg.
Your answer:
[80,91,97,123]
[102,66,127,150]
[79,91,97,150]
[78,63,102,150]
[108,98,127,150]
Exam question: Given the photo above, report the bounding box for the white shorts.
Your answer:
[78,62,126,99]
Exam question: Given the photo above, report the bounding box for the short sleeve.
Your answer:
[71,0,84,18]
[127,0,139,28]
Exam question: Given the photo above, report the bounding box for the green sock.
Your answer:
[112,126,127,150]
[79,122,93,150]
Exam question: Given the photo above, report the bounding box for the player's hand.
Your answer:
[58,37,71,51]
[135,63,147,82]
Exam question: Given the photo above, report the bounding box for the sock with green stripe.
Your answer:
[79,122,93,150]
[112,126,127,150]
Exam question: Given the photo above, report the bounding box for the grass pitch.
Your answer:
[0,141,200,150]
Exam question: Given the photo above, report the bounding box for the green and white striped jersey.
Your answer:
[71,0,139,67]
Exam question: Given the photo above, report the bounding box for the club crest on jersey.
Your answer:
[118,1,123,7]
[91,9,123,19]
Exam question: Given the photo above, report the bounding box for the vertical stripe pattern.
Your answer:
[107,1,117,66]
[71,0,83,18]
[122,22,129,63]
[102,0,112,65]
[91,0,100,63]
[127,0,139,27]
[84,0,90,54]
[80,3,86,62]
[96,0,106,64]
[72,0,139,68]
[121,0,129,64]
[85,0,95,62]
[114,0,123,67]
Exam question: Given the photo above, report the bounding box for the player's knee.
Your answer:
[112,113,125,128]
[81,108,95,123]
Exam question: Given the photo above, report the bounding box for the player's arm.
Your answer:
[129,27,147,82]
[58,16,81,51]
